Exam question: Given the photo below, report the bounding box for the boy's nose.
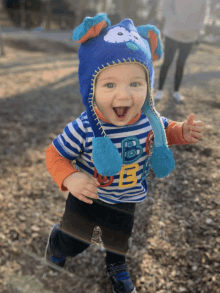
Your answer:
[116,86,131,100]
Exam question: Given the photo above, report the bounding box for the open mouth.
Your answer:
[113,107,130,118]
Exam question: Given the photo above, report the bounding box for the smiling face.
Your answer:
[95,63,148,126]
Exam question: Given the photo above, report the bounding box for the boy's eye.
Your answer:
[106,83,114,88]
[130,82,139,87]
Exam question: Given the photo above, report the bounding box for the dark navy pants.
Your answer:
[158,36,194,91]
[51,193,136,265]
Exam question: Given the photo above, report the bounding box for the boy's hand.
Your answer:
[183,113,204,143]
[63,172,99,204]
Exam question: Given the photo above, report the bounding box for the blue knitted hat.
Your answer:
[72,13,175,178]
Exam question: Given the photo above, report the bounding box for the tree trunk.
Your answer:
[20,0,26,28]
[45,0,52,30]
[0,26,5,56]
[113,0,125,20]
[65,0,90,28]
[145,0,160,23]
[103,0,108,12]
[112,0,140,25]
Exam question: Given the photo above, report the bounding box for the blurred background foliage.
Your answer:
[0,0,219,35]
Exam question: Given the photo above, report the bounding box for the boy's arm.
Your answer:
[165,121,191,145]
[46,144,79,191]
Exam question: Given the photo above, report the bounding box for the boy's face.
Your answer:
[95,63,148,126]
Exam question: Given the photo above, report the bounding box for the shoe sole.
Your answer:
[173,98,184,103]
[154,91,163,101]
[44,224,65,271]
[112,287,136,293]
[172,95,184,103]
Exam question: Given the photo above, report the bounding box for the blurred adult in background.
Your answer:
[154,0,209,102]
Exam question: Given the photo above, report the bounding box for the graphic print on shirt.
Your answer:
[93,136,146,188]
[93,168,114,187]
[141,130,154,181]
[119,163,139,188]
[121,136,143,164]
[119,136,142,187]
[145,130,154,155]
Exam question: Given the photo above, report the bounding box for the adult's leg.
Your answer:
[94,200,136,265]
[174,41,194,91]
[50,194,96,258]
[158,36,178,90]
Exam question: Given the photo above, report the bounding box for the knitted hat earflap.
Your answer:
[137,25,175,177]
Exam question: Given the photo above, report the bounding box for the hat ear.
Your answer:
[137,25,163,61]
[72,13,111,44]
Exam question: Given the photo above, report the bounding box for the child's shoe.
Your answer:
[172,91,184,102]
[154,90,163,100]
[107,262,136,293]
[45,224,66,268]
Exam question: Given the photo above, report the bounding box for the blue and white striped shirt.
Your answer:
[53,111,168,204]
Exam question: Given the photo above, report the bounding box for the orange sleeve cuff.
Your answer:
[45,144,79,191]
[166,121,191,145]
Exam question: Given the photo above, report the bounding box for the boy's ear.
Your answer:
[137,25,163,61]
[72,13,111,44]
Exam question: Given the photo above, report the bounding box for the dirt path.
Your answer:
[0,39,220,293]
